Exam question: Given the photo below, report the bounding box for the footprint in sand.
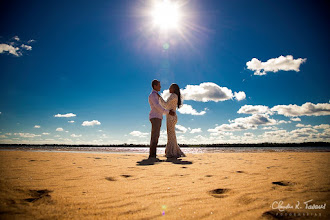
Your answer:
[24,189,53,204]
[208,188,231,198]
[236,170,245,173]
[121,175,132,178]
[272,181,295,186]
[105,177,116,181]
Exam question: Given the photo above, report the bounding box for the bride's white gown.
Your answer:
[159,93,186,158]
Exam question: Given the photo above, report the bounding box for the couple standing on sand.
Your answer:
[148,79,186,161]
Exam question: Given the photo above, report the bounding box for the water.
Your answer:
[0,145,329,154]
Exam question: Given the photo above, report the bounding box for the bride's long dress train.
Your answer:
[160,93,186,158]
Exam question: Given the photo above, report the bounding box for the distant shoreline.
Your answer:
[0,142,329,148]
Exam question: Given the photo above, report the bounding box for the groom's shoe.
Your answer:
[148,156,161,162]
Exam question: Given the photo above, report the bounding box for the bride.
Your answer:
[157,83,186,158]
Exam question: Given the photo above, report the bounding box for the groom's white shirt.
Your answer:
[149,89,169,120]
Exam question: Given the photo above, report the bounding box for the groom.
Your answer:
[148,79,175,160]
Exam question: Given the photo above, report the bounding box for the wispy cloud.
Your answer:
[21,44,32,50]
[34,125,41,128]
[71,134,82,138]
[129,131,148,137]
[14,133,41,138]
[190,128,202,133]
[68,120,75,123]
[246,55,306,76]
[54,113,76,118]
[82,120,101,126]
[178,104,206,115]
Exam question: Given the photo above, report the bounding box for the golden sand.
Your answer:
[0,151,329,219]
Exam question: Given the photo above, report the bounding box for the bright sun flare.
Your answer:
[151,0,181,30]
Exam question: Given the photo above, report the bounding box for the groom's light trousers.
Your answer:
[149,118,162,157]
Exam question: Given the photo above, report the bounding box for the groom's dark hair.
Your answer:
[151,79,160,89]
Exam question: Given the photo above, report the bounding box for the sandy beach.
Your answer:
[0,150,329,219]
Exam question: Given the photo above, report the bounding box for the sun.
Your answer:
[151,0,181,30]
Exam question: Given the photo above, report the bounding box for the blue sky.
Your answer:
[1,0,329,144]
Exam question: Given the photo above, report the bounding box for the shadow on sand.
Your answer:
[136,157,193,166]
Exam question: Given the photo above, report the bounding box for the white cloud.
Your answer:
[28,39,35,43]
[175,124,188,133]
[21,44,32,50]
[14,133,41,138]
[246,55,306,76]
[314,124,330,130]
[0,44,20,56]
[182,82,234,102]
[100,134,108,138]
[178,104,206,115]
[42,133,50,135]
[34,125,40,128]
[296,123,312,128]
[208,123,253,132]
[210,131,233,136]
[278,120,291,124]
[290,128,318,138]
[208,114,276,133]
[230,114,277,126]
[238,105,272,115]
[129,131,148,137]
[244,132,254,137]
[13,36,20,41]
[234,91,246,101]
[271,102,330,117]
[161,82,246,103]
[54,113,76,118]
[82,120,101,126]
[262,126,278,130]
[190,128,202,133]
[68,120,75,123]
[56,127,64,132]
[259,130,290,141]
[290,117,301,121]
[71,134,82,138]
